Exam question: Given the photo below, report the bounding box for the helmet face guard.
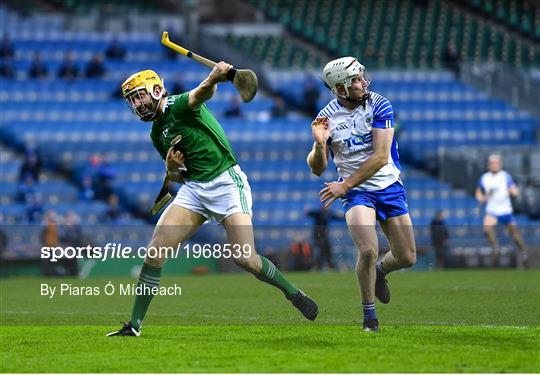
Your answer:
[322,57,370,99]
[121,70,165,122]
[125,89,160,122]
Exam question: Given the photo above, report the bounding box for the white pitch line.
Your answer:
[0,310,536,328]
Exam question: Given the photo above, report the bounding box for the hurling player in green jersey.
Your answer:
[107,63,318,337]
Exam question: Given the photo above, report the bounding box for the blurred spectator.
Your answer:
[306,205,343,270]
[85,53,106,78]
[79,175,96,201]
[41,210,59,276]
[87,154,116,199]
[17,174,36,202]
[290,235,313,271]
[270,95,287,118]
[57,51,79,80]
[57,211,82,276]
[19,149,42,182]
[94,155,116,199]
[171,73,186,94]
[25,193,44,223]
[443,42,461,78]
[430,210,450,268]
[0,33,14,59]
[223,96,243,118]
[41,210,77,276]
[60,211,86,248]
[523,186,540,220]
[87,154,100,174]
[105,38,126,60]
[0,56,15,78]
[28,52,48,79]
[303,75,320,117]
[102,194,126,224]
[41,210,59,247]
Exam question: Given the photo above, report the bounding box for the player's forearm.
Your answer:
[307,142,327,176]
[509,186,519,197]
[342,154,387,190]
[475,189,485,203]
[192,78,217,106]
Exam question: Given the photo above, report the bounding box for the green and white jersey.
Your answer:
[150,92,238,182]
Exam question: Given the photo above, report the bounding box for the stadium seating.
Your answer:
[246,0,539,68]
[225,34,324,68]
[0,144,151,259]
[1,4,538,266]
[49,0,161,14]
[456,0,538,39]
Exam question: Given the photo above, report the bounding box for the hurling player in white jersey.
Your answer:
[307,57,416,332]
[475,154,528,267]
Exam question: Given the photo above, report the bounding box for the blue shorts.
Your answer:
[341,181,409,221]
[488,213,515,225]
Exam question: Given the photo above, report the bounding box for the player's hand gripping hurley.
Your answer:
[161,31,258,102]
[151,135,184,216]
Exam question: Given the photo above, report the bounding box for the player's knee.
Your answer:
[233,256,258,273]
[144,241,169,268]
[398,251,416,268]
[483,225,494,235]
[144,256,165,269]
[357,247,377,264]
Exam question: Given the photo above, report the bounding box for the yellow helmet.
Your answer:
[121,69,164,99]
[121,70,165,122]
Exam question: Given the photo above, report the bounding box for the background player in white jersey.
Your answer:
[307,57,416,332]
[475,154,528,267]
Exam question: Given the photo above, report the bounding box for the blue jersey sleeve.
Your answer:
[477,175,485,192]
[371,94,394,129]
[505,172,516,188]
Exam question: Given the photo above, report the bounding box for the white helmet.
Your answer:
[322,57,369,98]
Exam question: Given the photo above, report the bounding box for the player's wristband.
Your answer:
[167,165,187,180]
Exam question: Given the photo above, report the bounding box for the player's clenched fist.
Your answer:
[208,61,233,84]
[311,117,330,145]
[166,146,185,172]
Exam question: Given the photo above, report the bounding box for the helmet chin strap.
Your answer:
[338,91,369,107]
[150,95,166,120]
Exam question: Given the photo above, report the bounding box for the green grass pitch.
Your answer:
[1,270,539,372]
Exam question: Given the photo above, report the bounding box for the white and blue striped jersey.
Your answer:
[318,91,401,191]
[477,170,515,216]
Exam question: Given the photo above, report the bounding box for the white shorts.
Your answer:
[172,165,252,223]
